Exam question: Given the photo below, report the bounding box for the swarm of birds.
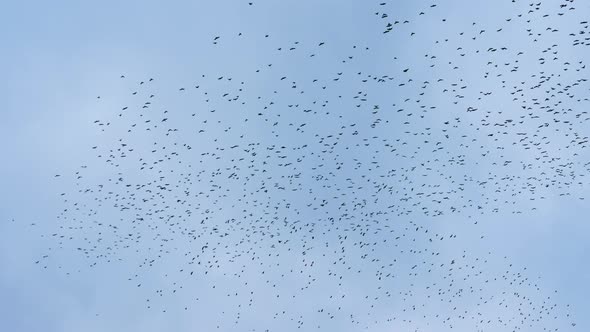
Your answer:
[38,0,588,331]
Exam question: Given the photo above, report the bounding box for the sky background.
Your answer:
[1,0,589,331]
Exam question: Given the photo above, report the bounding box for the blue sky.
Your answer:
[1,0,589,331]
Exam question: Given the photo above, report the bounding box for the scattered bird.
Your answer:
[39,1,587,331]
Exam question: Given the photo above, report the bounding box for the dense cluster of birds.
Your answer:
[38,0,588,331]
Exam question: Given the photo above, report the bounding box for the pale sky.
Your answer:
[1,1,589,331]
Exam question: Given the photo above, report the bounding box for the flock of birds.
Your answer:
[38,0,588,331]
